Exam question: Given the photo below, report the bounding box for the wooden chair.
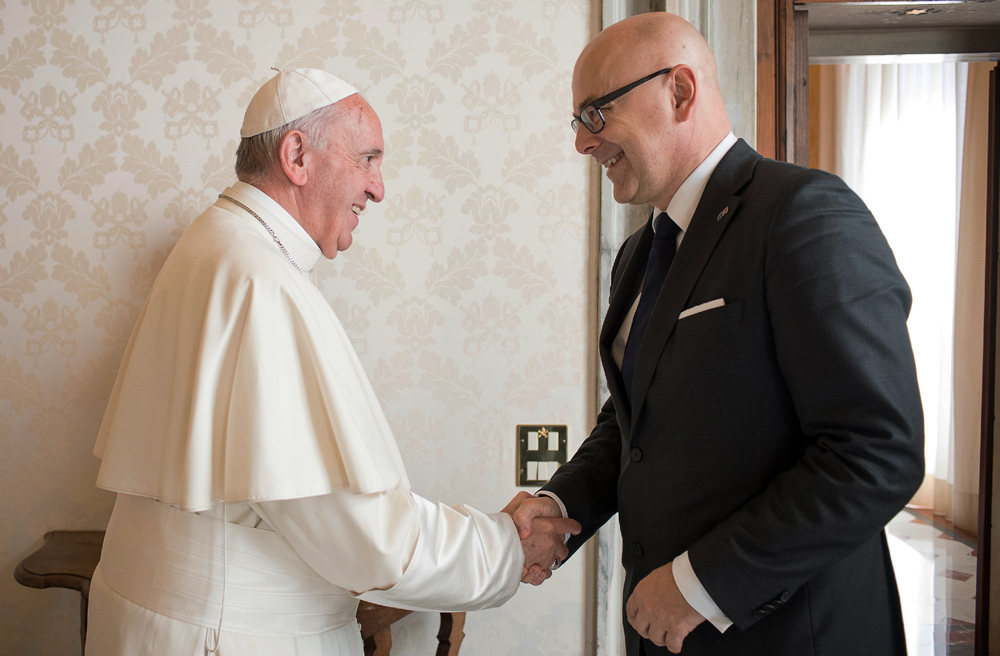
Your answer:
[356,601,465,656]
[14,530,465,656]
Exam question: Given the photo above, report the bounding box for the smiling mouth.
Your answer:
[603,152,624,168]
[351,205,363,215]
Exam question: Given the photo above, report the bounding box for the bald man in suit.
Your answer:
[507,13,923,656]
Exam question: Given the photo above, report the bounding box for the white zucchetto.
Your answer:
[240,68,358,138]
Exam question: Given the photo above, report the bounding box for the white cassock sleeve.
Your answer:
[251,485,523,612]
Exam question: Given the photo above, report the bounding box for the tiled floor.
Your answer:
[886,509,978,656]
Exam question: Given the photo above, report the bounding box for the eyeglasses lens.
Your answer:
[582,107,603,134]
[571,106,605,134]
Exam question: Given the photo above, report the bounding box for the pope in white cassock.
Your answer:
[86,68,580,655]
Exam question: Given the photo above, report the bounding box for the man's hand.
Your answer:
[502,492,579,585]
[626,562,706,653]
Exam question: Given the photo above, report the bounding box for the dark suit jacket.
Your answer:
[543,140,924,655]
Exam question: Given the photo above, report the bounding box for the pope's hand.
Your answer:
[519,516,580,585]
[625,562,705,653]
[502,492,579,585]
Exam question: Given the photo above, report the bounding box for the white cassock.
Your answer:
[86,182,523,656]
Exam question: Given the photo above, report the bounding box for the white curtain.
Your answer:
[810,61,989,533]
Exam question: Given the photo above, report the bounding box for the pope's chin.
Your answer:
[322,235,353,259]
[321,217,359,258]
[315,233,350,259]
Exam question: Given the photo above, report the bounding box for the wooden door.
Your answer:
[977,62,999,656]
[756,0,808,164]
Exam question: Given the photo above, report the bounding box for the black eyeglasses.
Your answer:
[571,67,673,134]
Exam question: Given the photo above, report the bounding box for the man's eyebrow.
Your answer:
[577,96,598,112]
[363,148,383,156]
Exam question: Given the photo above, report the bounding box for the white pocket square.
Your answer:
[679,298,725,320]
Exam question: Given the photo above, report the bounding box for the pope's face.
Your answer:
[303,97,385,258]
[572,54,677,209]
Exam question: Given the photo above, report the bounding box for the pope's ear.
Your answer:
[277,130,308,187]
[670,66,697,123]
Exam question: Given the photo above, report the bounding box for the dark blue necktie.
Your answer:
[621,212,680,403]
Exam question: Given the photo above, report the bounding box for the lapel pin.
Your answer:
[716,207,729,221]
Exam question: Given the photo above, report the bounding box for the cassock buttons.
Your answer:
[631,542,643,557]
[630,448,643,462]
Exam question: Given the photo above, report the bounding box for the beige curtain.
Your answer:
[809,62,992,534]
[951,62,994,532]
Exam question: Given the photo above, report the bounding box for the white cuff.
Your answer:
[535,491,568,518]
[356,495,522,612]
[672,551,732,633]
[535,491,570,543]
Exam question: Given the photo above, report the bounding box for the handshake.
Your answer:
[502,491,581,586]
[501,491,706,654]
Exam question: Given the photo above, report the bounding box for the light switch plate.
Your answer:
[516,424,568,486]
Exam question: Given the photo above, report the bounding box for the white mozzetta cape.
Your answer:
[94,183,407,510]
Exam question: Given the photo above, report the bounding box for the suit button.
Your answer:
[630,448,642,462]
[753,609,766,618]
[779,590,790,603]
[631,542,643,557]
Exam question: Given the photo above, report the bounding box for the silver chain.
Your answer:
[218,194,304,274]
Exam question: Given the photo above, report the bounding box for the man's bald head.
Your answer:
[572,13,731,209]
[575,13,722,109]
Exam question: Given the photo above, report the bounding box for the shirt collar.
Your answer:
[227,181,324,273]
[654,132,738,234]
[233,181,315,245]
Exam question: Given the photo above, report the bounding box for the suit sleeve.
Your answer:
[542,394,623,555]
[688,170,925,629]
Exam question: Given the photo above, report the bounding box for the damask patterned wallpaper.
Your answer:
[0,1,598,654]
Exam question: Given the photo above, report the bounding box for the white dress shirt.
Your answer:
[543,131,739,634]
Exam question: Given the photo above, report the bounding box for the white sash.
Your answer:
[98,494,359,637]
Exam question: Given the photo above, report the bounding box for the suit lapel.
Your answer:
[599,218,654,430]
[629,140,761,431]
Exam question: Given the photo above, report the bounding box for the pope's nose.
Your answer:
[367,169,385,203]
